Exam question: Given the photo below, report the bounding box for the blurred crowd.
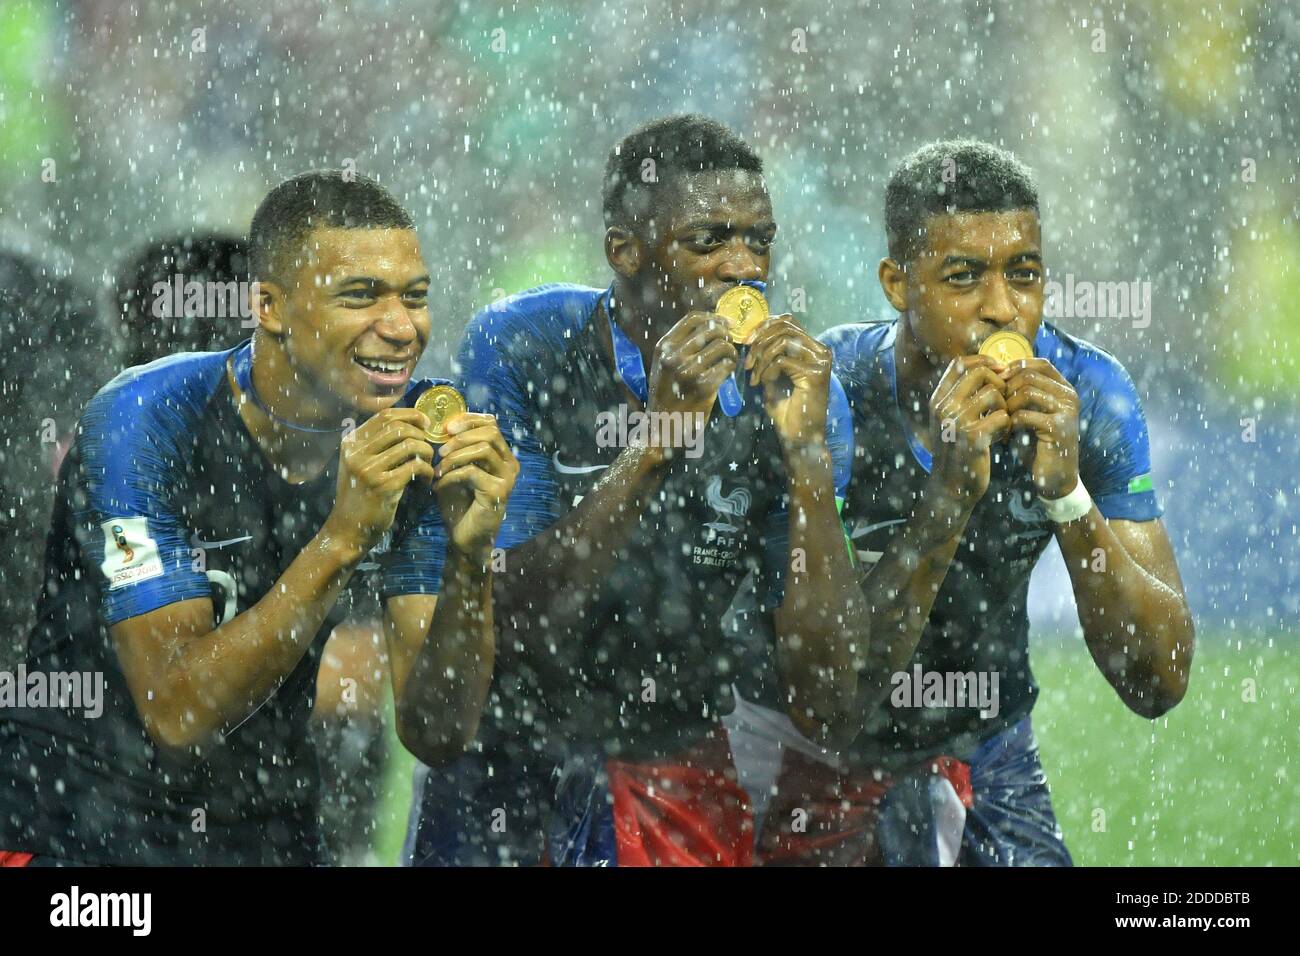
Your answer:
[2,0,1295,385]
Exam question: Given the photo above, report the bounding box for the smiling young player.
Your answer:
[403,114,862,867]
[730,140,1195,866]
[0,171,518,865]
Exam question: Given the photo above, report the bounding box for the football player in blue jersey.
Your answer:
[404,115,865,866]
[731,140,1196,866]
[0,171,518,865]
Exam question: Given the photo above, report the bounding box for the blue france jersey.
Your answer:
[461,284,853,619]
[811,319,1162,763]
[403,283,853,867]
[0,341,451,865]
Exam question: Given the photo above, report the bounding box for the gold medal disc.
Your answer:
[978,331,1034,365]
[415,384,467,444]
[715,285,770,344]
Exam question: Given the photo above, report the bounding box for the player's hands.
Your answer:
[432,413,520,560]
[646,311,738,453]
[326,408,436,555]
[926,355,1010,516]
[743,314,833,457]
[1000,358,1080,500]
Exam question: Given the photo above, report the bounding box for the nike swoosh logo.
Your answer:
[850,518,907,539]
[552,451,608,475]
[190,534,253,550]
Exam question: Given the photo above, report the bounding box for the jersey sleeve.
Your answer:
[758,371,856,610]
[1073,351,1163,522]
[75,372,216,626]
[456,304,562,549]
[380,487,448,599]
[378,379,452,598]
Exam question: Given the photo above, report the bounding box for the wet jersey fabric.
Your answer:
[404,283,853,866]
[816,317,1164,764]
[402,709,555,867]
[725,316,1156,865]
[755,318,1161,766]
[743,714,1069,866]
[0,342,451,865]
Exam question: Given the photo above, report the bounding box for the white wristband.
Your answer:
[1038,478,1093,524]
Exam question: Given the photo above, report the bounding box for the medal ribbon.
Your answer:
[230,339,351,434]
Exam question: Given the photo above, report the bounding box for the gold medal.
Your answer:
[978,330,1034,365]
[715,285,770,344]
[415,384,467,444]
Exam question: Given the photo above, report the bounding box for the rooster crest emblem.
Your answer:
[1008,491,1047,525]
[704,477,752,533]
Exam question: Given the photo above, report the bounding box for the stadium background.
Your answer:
[0,0,1294,864]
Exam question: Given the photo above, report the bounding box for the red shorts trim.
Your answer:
[606,729,754,866]
[757,750,972,866]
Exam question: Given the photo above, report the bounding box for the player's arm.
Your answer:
[848,356,1010,727]
[111,408,435,752]
[1002,358,1194,717]
[491,311,738,693]
[747,317,866,745]
[383,413,518,767]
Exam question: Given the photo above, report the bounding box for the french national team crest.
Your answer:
[703,476,751,534]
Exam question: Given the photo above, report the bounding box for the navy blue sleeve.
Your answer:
[760,371,856,610]
[381,379,452,599]
[381,504,448,598]
[75,357,223,625]
[1070,350,1163,522]
[455,303,562,551]
[819,323,880,410]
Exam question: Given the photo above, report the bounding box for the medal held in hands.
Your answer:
[415,384,467,444]
[715,284,770,345]
[978,330,1034,365]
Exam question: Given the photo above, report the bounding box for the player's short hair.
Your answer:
[602,114,764,233]
[885,140,1039,263]
[248,170,413,285]
[115,233,248,366]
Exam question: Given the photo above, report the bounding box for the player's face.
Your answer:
[900,209,1045,367]
[277,226,430,417]
[646,169,776,317]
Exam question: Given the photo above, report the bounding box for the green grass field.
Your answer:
[367,634,1298,866]
[1031,633,1296,866]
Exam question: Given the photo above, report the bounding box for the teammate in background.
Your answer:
[0,254,104,668]
[731,140,1194,865]
[0,171,518,865]
[405,114,863,866]
[112,233,250,367]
